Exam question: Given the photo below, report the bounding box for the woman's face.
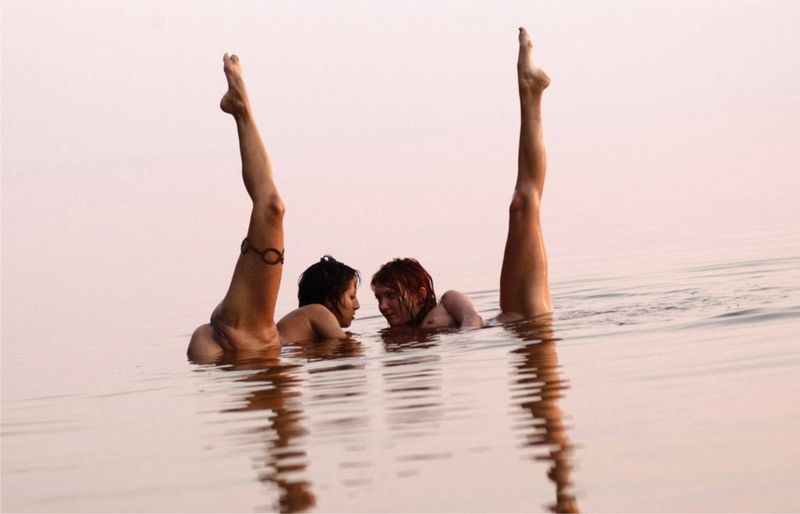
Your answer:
[333,279,360,327]
[373,284,420,327]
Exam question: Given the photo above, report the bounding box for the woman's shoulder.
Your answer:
[278,304,342,343]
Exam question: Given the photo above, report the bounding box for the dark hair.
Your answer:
[298,256,360,317]
[370,258,437,325]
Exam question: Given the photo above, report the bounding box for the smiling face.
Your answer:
[332,279,360,327]
[373,284,423,327]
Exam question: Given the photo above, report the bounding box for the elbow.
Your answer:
[461,313,484,328]
[441,290,483,328]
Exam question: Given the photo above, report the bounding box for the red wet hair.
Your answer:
[371,258,437,325]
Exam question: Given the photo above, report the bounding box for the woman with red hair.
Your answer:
[372,27,553,330]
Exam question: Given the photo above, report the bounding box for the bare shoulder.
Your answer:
[187,324,224,363]
[440,290,483,328]
[441,290,470,302]
[278,304,345,343]
[421,301,457,329]
[278,304,332,325]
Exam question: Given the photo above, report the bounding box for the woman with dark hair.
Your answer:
[297,256,360,316]
[277,256,361,343]
[372,27,552,330]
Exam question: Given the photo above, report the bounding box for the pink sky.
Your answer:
[3,0,799,319]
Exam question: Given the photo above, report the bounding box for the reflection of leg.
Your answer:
[222,360,316,512]
[216,54,285,340]
[509,323,578,513]
[499,28,552,321]
[532,342,577,513]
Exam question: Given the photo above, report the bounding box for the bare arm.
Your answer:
[441,290,484,328]
[277,304,347,343]
[308,305,349,340]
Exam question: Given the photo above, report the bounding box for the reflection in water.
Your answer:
[193,325,577,512]
[381,330,445,442]
[207,338,363,513]
[284,337,364,362]
[379,326,441,352]
[215,349,312,512]
[507,319,580,513]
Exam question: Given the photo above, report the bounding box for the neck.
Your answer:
[411,305,431,326]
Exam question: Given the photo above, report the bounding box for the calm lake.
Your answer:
[4,2,800,511]
[2,217,798,512]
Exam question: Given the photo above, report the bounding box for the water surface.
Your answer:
[3,252,798,512]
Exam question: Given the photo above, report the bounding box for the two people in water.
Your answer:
[188,27,552,361]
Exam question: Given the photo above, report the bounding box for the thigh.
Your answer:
[499,192,551,318]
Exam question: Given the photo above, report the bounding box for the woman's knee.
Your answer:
[255,194,285,222]
[508,190,540,216]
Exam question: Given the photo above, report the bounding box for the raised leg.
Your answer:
[498,28,552,321]
[214,54,285,346]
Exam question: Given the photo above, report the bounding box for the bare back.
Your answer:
[277,305,347,343]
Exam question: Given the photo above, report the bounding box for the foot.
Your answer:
[220,53,251,116]
[517,28,550,93]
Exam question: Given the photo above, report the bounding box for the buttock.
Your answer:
[211,323,236,352]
